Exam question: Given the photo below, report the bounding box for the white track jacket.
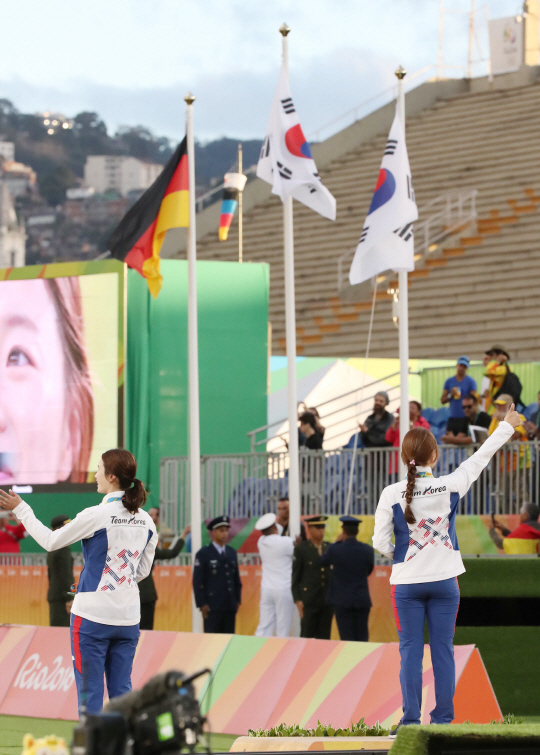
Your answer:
[13,491,157,625]
[373,421,514,585]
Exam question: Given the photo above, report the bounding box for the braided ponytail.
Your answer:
[404,462,417,524]
[400,427,439,526]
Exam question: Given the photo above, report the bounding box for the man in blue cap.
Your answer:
[441,356,477,436]
[320,516,374,642]
[192,515,242,634]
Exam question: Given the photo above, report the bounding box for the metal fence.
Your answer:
[160,442,540,532]
[0,553,263,566]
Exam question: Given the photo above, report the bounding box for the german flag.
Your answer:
[108,138,188,298]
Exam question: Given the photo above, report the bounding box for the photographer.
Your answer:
[0,448,157,715]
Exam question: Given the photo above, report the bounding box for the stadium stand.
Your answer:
[170,66,540,360]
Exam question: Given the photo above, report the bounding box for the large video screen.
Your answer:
[0,261,124,491]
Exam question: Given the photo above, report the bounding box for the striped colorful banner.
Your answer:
[0,627,501,728]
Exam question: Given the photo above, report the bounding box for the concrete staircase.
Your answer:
[192,68,540,361]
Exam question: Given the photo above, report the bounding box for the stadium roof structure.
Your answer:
[167,65,540,361]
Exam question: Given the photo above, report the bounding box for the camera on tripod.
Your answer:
[71,668,210,755]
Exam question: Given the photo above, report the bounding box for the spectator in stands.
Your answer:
[277,496,306,540]
[345,392,393,449]
[47,514,74,627]
[385,402,430,446]
[300,404,326,439]
[441,356,477,435]
[386,403,430,476]
[489,503,540,552]
[0,510,26,553]
[524,391,540,440]
[298,412,323,450]
[480,352,492,412]
[485,346,523,411]
[139,507,191,630]
[440,395,491,445]
[489,394,529,506]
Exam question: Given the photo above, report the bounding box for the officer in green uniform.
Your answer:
[291,515,333,639]
[47,514,74,627]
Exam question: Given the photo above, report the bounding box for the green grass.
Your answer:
[454,626,540,715]
[391,724,540,755]
[0,716,236,754]
[0,716,75,755]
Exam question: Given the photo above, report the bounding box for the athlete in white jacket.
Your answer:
[0,448,157,715]
[372,405,521,732]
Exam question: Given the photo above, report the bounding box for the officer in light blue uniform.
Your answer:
[320,515,374,641]
[192,515,242,634]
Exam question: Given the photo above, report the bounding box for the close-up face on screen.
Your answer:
[0,272,120,487]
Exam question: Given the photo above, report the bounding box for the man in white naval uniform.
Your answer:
[255,513,295,637]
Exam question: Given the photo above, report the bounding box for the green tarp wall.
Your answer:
[21,259,269,551]
[455,558,540,716]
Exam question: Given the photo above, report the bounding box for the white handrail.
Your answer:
[337,189,478,291]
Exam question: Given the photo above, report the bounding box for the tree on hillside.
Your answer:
[115,125,172,164]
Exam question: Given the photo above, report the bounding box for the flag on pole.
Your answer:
[257,64,336,220]
[108,138,188,298]
[218,172,247,241]
[349,110,417,285]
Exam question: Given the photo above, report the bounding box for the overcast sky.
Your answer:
[0,0,522,142]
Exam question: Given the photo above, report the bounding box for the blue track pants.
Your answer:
[70,614,140,715]
[391,578,460,725]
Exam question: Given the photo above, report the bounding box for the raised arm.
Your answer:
[443,410,521,498]
[0,491,99,552]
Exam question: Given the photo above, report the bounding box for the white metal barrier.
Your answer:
[160,442,540,533]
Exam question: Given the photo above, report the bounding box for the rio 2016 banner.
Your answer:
[0,624,501,728]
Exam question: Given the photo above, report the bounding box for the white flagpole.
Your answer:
[280,23,301,539]
[396,67,410,480]
[185,92,203,633]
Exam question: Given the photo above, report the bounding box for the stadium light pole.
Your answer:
[396,66,410,480]
[185,91,203,634]
[280,23,301,539]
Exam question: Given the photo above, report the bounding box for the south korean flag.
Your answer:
[257,64,336,220]
[349,108,418,286]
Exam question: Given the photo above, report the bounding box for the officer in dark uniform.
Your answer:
[193,515,242,634]
[320,515,374,642]
[292,515,333,639]
[47,514,74,627]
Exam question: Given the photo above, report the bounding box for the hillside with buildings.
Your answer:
[0,97,262,265]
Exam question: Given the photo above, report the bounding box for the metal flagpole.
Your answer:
[238,143,243,263]
[396,66,410,481]
[185,91,203,633]
[280,23,301,539]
